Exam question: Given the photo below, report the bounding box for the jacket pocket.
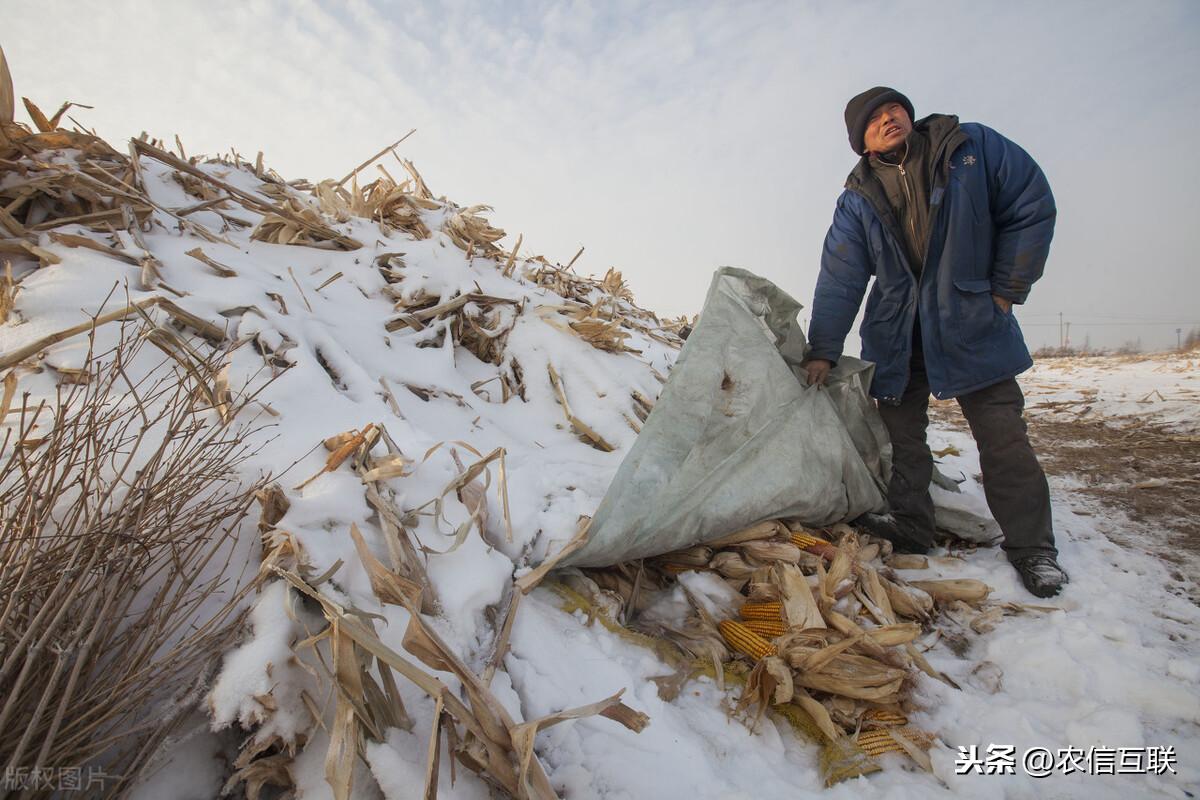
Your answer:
[953,278,991,294]
[952,279,1000,344]
[868,298,903,322]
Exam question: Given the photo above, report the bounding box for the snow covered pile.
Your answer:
[1,100,685,797]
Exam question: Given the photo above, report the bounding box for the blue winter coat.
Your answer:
[807,116,1056,402]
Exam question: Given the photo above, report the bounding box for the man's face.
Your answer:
[863,102,912,155]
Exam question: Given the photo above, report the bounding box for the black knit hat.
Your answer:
[844,87,915,155]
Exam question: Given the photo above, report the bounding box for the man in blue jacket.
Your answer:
[805,87,1068,597]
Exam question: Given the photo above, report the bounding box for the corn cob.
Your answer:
[790,532,830,549]
[709,551,757,579]
[738,601,783,621]
[661,563,708,575]
[907,578,990,604]
[657,545,713,567]
[742,618,788,639]
[861,708,908,728]
[855,727,935,756]
[718,619,777,660]
[855,729,903,756]
[885,554,929,570]
[791,532,840,561]
[739,540,803,564]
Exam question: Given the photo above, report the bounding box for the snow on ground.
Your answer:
[486,412,1200,799]
[936,352,1200,594]
[3,149,1198,799]
[920,420,1199,799]
[1021,353,1200,433]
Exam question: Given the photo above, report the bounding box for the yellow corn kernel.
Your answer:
[742,618,787,639]
[855,731,903,756]
[862,708,908,727]
[719,619,777,660]
[738,601,783,621]
[790,532,830,550]
[855,727,935,756]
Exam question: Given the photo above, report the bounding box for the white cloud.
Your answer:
[5,0,1199,348]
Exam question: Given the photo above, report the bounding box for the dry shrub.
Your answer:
[0,322,272,795]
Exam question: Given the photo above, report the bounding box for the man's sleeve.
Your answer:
[980,125,1056,304]
[807,194,873,364]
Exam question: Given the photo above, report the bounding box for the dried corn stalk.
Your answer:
[0,262,15,323]
[268,565,646,800]
[546,364,614,452]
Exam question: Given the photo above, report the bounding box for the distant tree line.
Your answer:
[1185,326,1200,351]
[1033,326,1199,358]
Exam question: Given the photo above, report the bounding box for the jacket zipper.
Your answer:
[901,156,919,403]
[845,180,918,404]
[845,131,967,403]
[896,162,920,267]
[917,132,967,400]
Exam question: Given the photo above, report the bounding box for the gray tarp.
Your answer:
[565,267,891,568]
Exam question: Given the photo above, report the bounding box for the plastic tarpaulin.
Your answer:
[565,267,891,568]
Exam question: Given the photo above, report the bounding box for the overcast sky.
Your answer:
[6,0,1199,350]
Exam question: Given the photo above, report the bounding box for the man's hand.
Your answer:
[805,358,833,387]
[992,295,1012,314]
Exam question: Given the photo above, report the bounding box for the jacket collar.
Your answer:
[843,114,966,241]
[845,113,963,193]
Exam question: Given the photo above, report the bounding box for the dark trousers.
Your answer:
[877,329,1056,562]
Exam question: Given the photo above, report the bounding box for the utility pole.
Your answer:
[1059,312,1064,350]
[1178,328,1183,350]
[1065,322,1071,349]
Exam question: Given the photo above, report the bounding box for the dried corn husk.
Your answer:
[860,566,897,625]
[709,551,759,579]
[568,317,637,353]
[881,576,934,620]
[886,554,929,570]
[908,579,990,605]
[745,578,781,602]
[706,520,785,548]
[774,563,825,630]
[739,540,803,564]
[657,546,714,568]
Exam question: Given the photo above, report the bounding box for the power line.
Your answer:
[1021,314,1195,322]
[1021,320,1200,327]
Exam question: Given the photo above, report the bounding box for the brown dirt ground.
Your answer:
[929,399,1200,591]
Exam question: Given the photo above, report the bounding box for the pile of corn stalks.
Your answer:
[379,254,677,446]
[0,46,682,798]
[235,426,649,800]
[551,520,1044,785]
[2,37,684,458]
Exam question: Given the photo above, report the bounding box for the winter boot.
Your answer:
[1012,554,1069,598]
[852,513,932,555]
